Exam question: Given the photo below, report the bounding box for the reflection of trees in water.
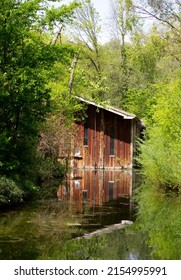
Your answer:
[58,227,150,260]
[97,229,150,260]
[136,182,181,259]
[0,201,81,260]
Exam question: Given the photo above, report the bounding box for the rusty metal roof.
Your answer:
[75,96,136,120]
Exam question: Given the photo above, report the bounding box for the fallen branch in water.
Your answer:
[77,220,133,239]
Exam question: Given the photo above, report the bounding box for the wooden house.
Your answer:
[61,96,142,170]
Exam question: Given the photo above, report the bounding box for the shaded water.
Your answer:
[0,170,150,260]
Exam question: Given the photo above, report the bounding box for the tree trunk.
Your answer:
[68,54,79,94]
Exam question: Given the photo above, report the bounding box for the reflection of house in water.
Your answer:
[57,170,133,213]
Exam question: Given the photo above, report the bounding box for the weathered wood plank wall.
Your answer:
[74,105,134,169]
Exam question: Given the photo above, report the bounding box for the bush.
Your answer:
[0,177,24,208]
[139,78,181,190]
[36,157,67,183]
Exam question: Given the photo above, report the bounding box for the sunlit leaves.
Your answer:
[139,77,181,189]
[137,182,181,259]
[0,0,78,177]
[44,1,79,30]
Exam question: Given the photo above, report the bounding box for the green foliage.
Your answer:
[0,0,79,205]
[100,26,166,109]
[44,1,79,30]
[139,77,181,189]
[115,0,139,34]
[36,157,66,183]
[73,64,108,101]
[127,28,166,84]
[123,86,156,121]
[0,2,50,175]
[0,177,24,208]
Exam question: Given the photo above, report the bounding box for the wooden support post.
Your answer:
[99,109,105,169]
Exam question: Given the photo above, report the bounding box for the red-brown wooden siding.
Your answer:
[73,105,135,169]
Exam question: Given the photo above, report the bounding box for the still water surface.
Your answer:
[0,170,150,259]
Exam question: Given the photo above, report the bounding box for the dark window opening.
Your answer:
[109,181,114,200]
[84,119,88,146]
[82,189,87,205]
[110,127,114,155]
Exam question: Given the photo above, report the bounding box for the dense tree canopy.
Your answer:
[1,1,70,169]
[0,0,79,206]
